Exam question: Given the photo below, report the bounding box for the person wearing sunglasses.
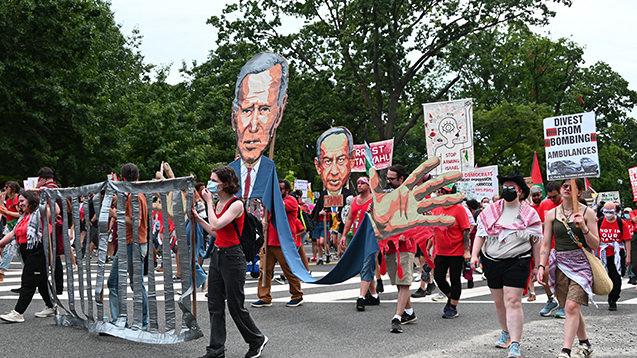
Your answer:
[536,179,599,358]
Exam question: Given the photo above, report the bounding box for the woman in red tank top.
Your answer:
[192,166,267,358]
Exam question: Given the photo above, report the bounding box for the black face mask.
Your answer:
[501,187,518,202]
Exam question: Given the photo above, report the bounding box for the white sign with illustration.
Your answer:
[423,98,474,175]
[543,112,600,181]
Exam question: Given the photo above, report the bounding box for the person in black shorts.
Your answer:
[470,174,542,358]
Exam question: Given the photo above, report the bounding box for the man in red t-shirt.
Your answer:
[598,202,631,310]
[629,207,637,285]
[537,181,562,223]
[529,186,543,216]
[431,185,471,319]
[253,180,304,308]
[340,176,378,311]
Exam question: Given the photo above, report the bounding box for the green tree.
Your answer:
[0,0,148,185]
[207,0,571,146]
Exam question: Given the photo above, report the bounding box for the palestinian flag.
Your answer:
[530,151,545,196]
[364,141,375,175]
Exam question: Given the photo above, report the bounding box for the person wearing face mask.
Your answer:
[193,166,268,358]
[597,202,631,311]
[471,174,540,358]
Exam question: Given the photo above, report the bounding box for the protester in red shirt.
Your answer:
[193,166,268,358]
[598,202,631,310]
[0,181,21,282]
[529,186,543,215]
[0,190,56,323]
[340,176,378,312]
[537,181,562,223]
[250,180,304,308]
[432,184,472,320]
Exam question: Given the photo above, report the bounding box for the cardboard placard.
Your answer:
[324,194,343,208]
[544,112,600,180]
[352,139,394,172]
[423,98,474,174]
[630,167,637,202]
[456,165,498,200]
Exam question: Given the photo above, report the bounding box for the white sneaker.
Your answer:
[431,293,447,302]
[0,310,25,323]
[35,306,56,318]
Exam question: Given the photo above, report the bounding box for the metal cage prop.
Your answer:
[38,177,203,344]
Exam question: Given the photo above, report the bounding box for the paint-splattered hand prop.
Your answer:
[369,157,464,238]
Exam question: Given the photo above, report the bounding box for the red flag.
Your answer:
[585,178,596,193]
[531,151,543,185]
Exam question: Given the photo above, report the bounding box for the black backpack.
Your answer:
[229,198,264,262]
[299,208,315,233]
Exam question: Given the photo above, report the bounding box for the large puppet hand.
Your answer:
[368,157,464,238]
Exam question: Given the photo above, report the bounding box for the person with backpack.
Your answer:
[193,166,268,358]
[598,202,631,311]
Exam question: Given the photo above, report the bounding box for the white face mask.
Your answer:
[604,213,616,221]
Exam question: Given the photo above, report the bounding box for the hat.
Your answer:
[530,185,543,194]
[497,173,530,200]
[624,207,631,212]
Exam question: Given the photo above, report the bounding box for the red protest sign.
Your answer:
[352,139,394,172]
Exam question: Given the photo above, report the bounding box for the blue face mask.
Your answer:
[207,180,218,193]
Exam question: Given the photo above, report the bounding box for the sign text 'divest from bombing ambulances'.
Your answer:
[543,112,599,181]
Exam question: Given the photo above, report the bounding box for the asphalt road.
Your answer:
[1,258,637,358]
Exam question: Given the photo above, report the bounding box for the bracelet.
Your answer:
[537,264,546,270]
[582,228,590,235]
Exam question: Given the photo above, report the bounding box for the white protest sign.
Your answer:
[630,167,637,202]
[294,179,309,191]
[594,191,621,206]
[543,112,599,181]
[423,98,474,175]
[23,177,39,190]
[456,165,499,201]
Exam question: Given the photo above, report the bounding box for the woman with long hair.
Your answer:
[0,190,56,323]
[193,166,268,358]
[537,179,599,358]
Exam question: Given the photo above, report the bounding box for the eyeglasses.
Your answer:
[561,183,571,190]
[386,176,398,182]
[602,210,616,215]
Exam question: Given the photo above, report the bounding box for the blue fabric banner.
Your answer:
[230,157,379,284]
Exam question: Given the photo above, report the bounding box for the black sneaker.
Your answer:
[629,277,637,285]
[325,254,331,264]
[317,258,324,266]
[608,302,617,311]
[356,297,366,311]
[364,294,380,306]
[400,311,417,324]
[390,318,403,333]
[245,336,268,358]
[10,288,22,294]
[411,288,427,298]
[442,305,459,319]
[424,282,436,295]
[376,278,384,293]
[467,280,474,289]
[286,298,303,307]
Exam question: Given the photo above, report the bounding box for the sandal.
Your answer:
[527,293,536,302]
